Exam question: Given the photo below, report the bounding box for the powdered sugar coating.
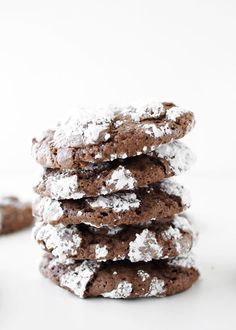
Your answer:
[137,270,150,282]
[162,225,182,241]
[56,148,74,168]
[34,222,81,262]
[44,102,191,149]
[53,102,166,148]
[142,123,171,138]
[112,255,126,261]
[88,193,140,213]
[60,260,99,298]
[43,173,85,200]
[34,197,63,222]
[155,141,196,175]
[95,244,108,261]
[128,229,163,262]
[168,253,196,269]
[105,166,137,192]
[32,130,54,167]
[102,281,133,299]
[145,278,165,297]
[54,114,111,148]
[173,214,192,233]
[166,107,188,121]
[162,223,183,254]
[121,102,165,122]
[47,255,76,268]
[160,179,191,208]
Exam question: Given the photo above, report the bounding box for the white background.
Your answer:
[0,1,236,329]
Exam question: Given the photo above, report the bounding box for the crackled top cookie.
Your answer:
[0,196,33,234]
[34,214,194,262]
[40,253,199,298]
[33,179,190,227]
[34,141,195,200]
[32,102,195,168]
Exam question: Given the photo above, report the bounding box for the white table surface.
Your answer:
[0,171,235,330]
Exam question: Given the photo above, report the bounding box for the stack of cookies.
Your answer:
[32,102,199,299]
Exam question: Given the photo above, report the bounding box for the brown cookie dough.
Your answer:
[33,179,190,227]
[32,102,195,168]
[0,197,33,234]
[40,253,199,298]
[33,214,194,262]
[34,141,195,200]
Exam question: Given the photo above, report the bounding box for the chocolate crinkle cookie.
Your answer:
[0,196,33,234]
[32,102,195,168]
[40,253,199,299]
[33,214,195,263]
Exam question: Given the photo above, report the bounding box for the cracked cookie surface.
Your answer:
[34,141,195,200]
[32,102,195,168]
[33,179,190,227]
[40,253,199,298]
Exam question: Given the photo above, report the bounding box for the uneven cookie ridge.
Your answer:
[33,180,190,226]
[32,102,195,168]
[34,141,195,200]
[40,253,199,298]
[33,214,194,262]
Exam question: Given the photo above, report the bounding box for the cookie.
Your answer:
[34,141,195,200]
[33,179,190,227]
[40,253,199,298]
[32,102,195,169]
[34,214,194,262]
[0,197,33,234]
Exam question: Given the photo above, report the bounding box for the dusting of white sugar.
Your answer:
[102,281,133,298]
[56,148,74,168]
[32,131,54,167]
[162,223,183,254]
[60,260,100,298]
[128,229,163,262]
[121,102,165,122]
[34,197,63,222]
[145,278,165,297]
[173,214,192,233]
[95,244,108,260]
[137,270,150,282]
[106,166,137,192]
[160,179,191,208]
[53,112,112,148]
[168,253,196,269]
[45,173,85,200]
[155,141,196,175]
[162,215,193,254]
[142,123,171,138]
[166,107,187,121]
[34,222,81,262]
[88,193,140,213]
[162,225,182,241]
[47,102,190,149]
